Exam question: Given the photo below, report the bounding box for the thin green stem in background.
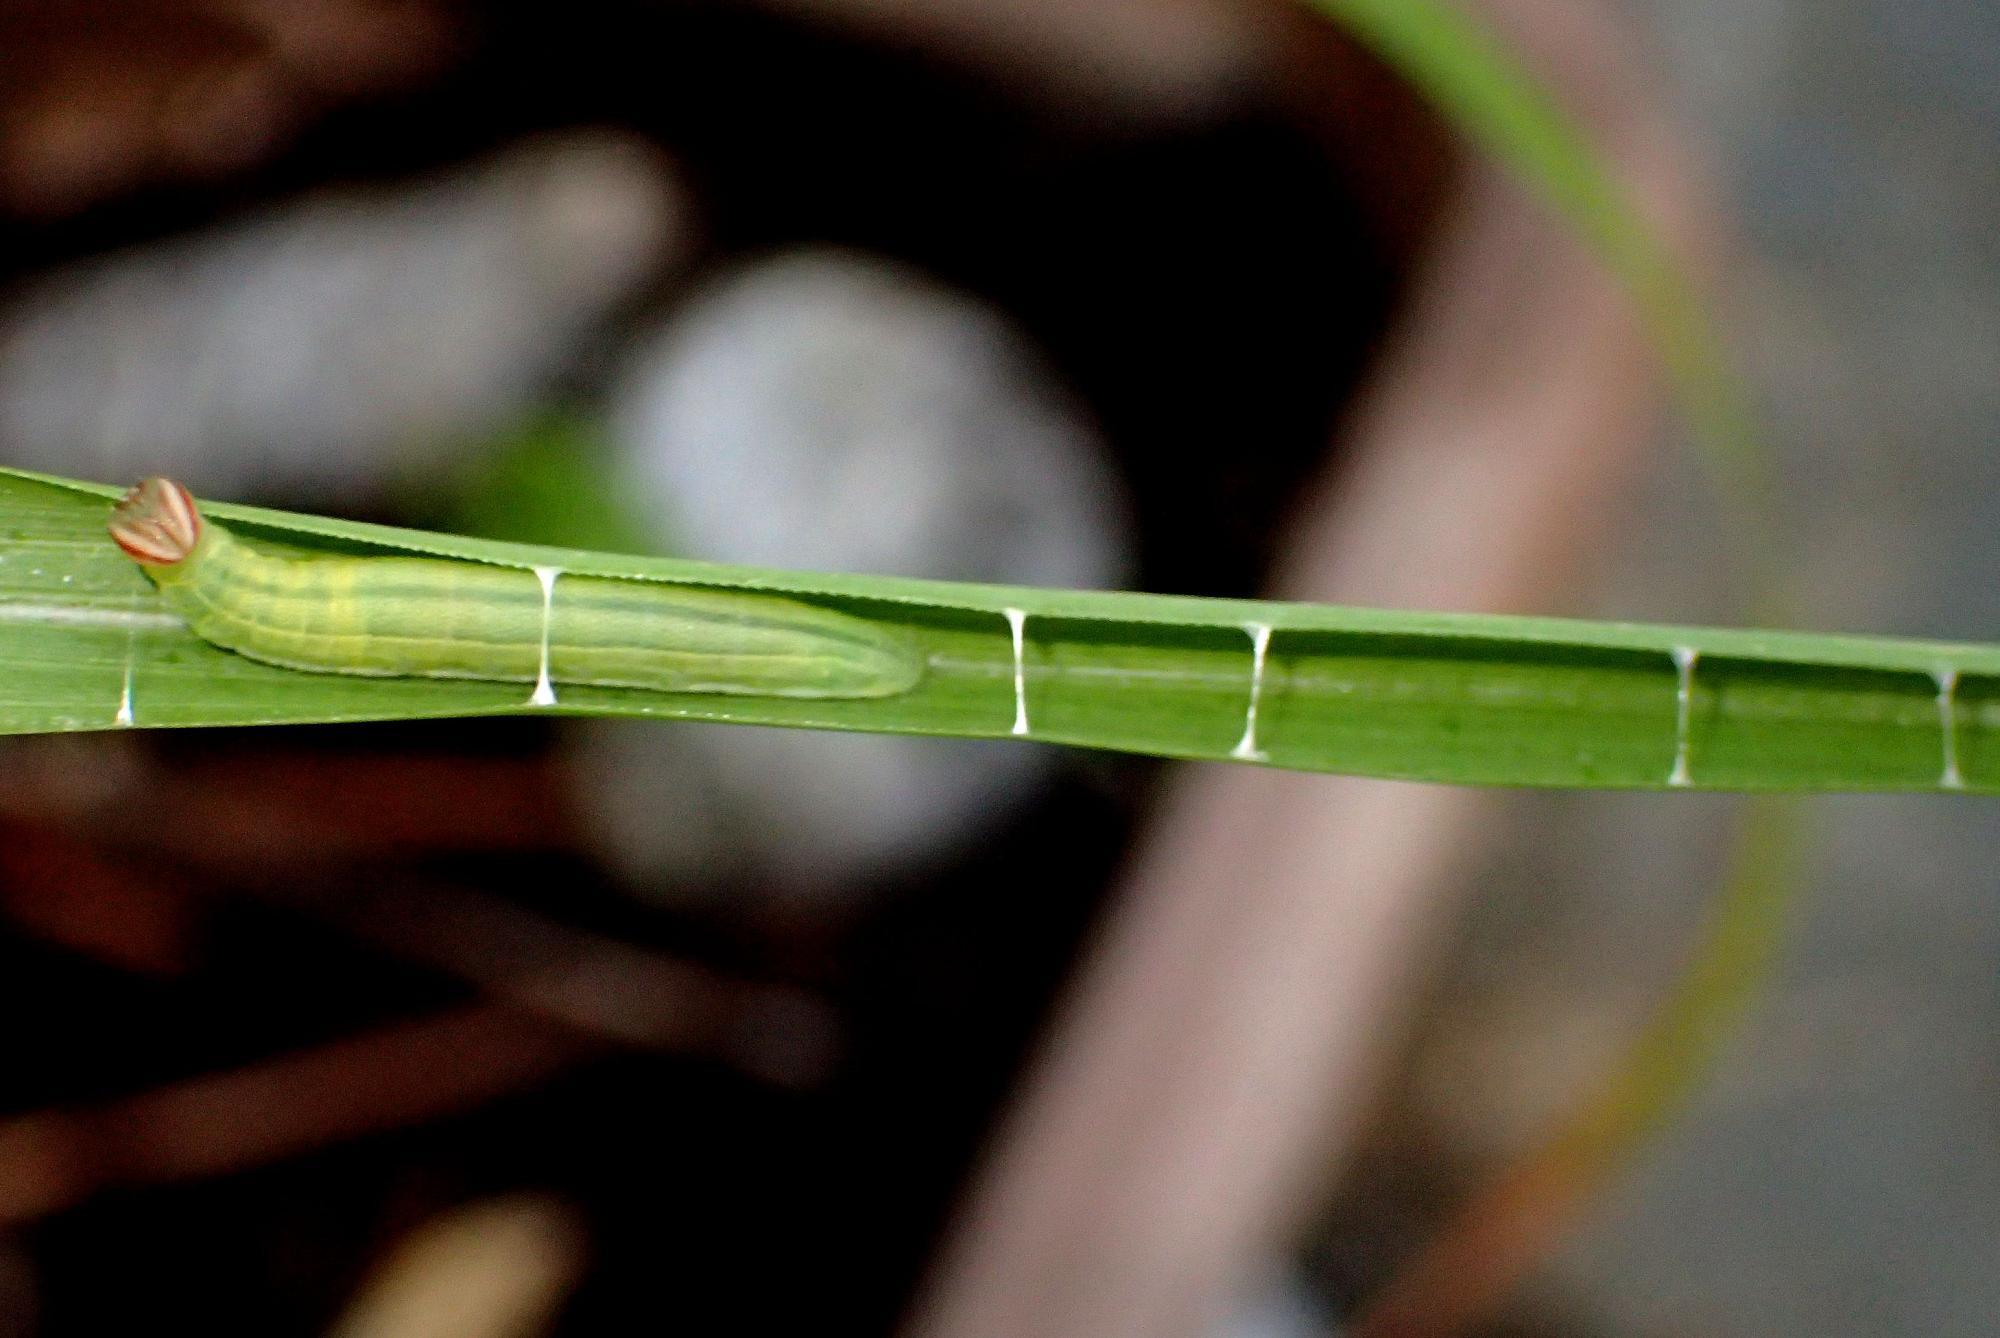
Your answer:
[1306,0,1773,573]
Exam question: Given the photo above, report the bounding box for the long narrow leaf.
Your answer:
[3,468,1991,794]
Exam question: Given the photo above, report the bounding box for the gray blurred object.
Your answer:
[579,250,1132,901]
[1214,1266,1335,1338]
[0,130,683,498]
[1458,1,2000,1334]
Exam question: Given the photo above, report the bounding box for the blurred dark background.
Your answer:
[0,2,1429,1333]
[1,2,1996,1336]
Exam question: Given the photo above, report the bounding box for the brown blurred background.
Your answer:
[0,2,1993,1336]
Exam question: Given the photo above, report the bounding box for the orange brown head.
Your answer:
[109,477,204,567]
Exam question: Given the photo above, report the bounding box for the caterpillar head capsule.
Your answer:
[110,477,204,566]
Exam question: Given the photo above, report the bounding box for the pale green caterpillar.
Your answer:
[108,478,921,699]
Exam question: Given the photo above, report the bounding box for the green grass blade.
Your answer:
[1307,0,1770,550]
[4,468,1992,795]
